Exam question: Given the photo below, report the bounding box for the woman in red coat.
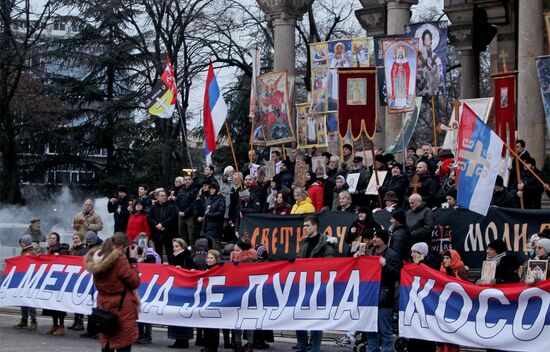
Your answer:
[125,200,150,242]
[85,232,141,352]
[305,171,324,212]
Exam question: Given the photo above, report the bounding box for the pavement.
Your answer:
[0,311,352,352]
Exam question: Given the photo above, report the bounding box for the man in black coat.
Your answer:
[107,185,131,233]
[388,209,411,263]
[365,229,401,352]
[515,157,545,209]
[177,174,199,248]
[201,182,226,251]
[149,190,179,264]
[378,163,409,206]
[406,193,434,245]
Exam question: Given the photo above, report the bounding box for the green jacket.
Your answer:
[298,234,338,259]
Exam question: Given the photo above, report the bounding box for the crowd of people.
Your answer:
[12,140,550,352]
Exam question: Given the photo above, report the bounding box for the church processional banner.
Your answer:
[492,72,517,148]
[309,38,370,114]
[382,38,419,113]
[400,263,550,352]
[385,97,422,153]
[256,71,295,146]
[535,56,550,134]
[296,103,328,148]
[406,21,448,96]
[0,255,381,333]
[337,67,377,140]
[374,34,409,106]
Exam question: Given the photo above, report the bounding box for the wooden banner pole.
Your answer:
[431,96,438,155]
[224,121,241,187]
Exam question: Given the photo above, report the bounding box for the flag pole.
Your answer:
[504,143,550,191]
[282,144,287,160]
[224,121,241,185]
[361,133,382,208]
[431,96,438,155]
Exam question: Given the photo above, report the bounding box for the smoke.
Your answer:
[0,186,114,245]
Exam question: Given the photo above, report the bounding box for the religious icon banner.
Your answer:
[256,71,295,146]
[309,38,370,114]
[406,21,448,96]
[491,71,517,148]
[373,34,410,106]
[296,103,328,148]
[535,56,550,134]
[382,38,419,113]
[337,67,377,140]
[385,97,422,154]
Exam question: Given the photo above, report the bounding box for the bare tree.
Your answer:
[0,0,68,204]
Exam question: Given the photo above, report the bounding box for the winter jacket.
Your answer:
[379,174,409,205]
[369,245,401,308]
[290,197,316,214]
[173,250,195,270]
[406,203,434,245]
[202,194,226,238]
[73,210,104,233]
[344,218,381,244]
[270,202,292,215]
[148,201,179,241]
[107,195,131,233]
[307,182,324,212]
[176,184,199,217]
[85,247,140,350]
[297,234,338,259]
[126,212,151,242]
[389,223,411,263]
[69,243,87,256]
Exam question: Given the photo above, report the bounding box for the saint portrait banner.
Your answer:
[296,103,328,148]
[256,71,295,146]
[373,34,410,106]
[535,56,550,134]
[491,71,517,148]
[337,67,377,140]
[382,38,419,113]
[406,21,448,96]
[309,38,370,114]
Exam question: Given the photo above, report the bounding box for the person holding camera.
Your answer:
[85,232,141,352]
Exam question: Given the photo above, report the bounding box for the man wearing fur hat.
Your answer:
[295,215,338,352]
[108,185,131,232]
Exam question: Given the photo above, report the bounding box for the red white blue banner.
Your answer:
[400,263,550,352]
[456,104,504,216]
[0,255,381,332]
[203,63,228,165]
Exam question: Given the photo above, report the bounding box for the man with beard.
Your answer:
[409,161,437,208]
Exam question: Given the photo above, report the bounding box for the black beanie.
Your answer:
[237,239,252,251]
[375,229,390,245]
[391,209,406,224]
[488,239,506,254]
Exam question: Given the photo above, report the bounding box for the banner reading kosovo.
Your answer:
[337,67,377,140]
[400,263,550,351]
[0,255,381,332]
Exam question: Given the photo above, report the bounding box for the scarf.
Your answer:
[486,252,506,264]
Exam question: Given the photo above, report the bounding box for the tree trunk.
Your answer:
[0,108,22,204]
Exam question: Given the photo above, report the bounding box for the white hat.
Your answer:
[223,166,235,176]
[411,242,429,257]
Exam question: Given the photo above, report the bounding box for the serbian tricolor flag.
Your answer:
[203,63,227,165]
[456,104,504,215]
[143,58,177,119]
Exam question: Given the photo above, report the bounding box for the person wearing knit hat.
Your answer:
[389,209,410,262]
[478,238,521,285]
[365,229,401,352]
[14,234,41,330]
[487,239,506,254]
[223,165,235,176]
[411,242,429,257]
